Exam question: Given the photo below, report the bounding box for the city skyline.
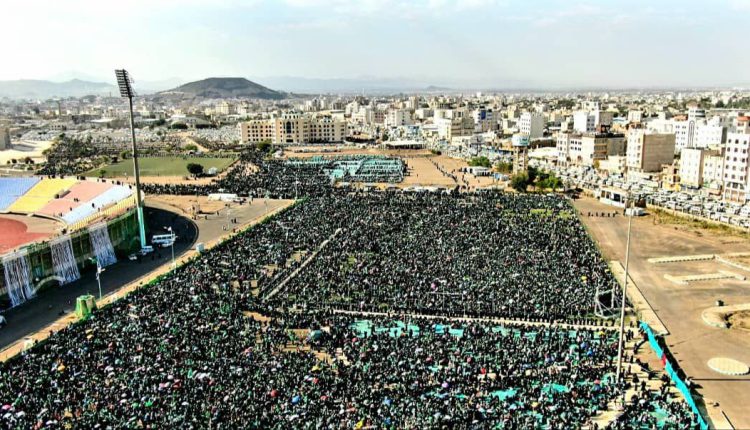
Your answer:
[3,0,750,90]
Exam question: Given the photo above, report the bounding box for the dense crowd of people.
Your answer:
[142,150,333,198]
[271,192,620,320]
[0,148,701,428]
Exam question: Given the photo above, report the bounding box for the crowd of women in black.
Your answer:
[0,149,700,428]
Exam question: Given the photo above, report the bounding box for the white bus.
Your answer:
[152,234,176,248]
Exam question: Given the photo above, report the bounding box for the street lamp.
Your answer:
[95,259,105,300]
[168,226,176,269]
[616,194,634,388]
[115,69,147,250]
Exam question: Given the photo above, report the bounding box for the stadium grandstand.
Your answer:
[0,176,139,308]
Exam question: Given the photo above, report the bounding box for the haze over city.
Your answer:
[3,0,750,89]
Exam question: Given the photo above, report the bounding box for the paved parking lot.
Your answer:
[573,196,750,429]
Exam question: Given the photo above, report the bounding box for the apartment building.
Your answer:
[518,112,545,139]
[385,109,413,127]
[679,147,709,188]
[723,131,750,202]
[573,108,612,133]
[556,131,625,168]
[673,111,725,153]
[626,129,676,173]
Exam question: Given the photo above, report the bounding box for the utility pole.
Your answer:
[115,69,147,250]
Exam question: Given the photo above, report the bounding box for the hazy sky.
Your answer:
[2,0,749,88]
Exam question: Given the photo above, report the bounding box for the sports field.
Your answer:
[86,156,237,178]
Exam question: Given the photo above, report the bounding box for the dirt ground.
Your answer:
[650,207,750,241]
[574,196,750,429]
[147,195,232,215]
[728,310,750,331]
[283,146,504,190]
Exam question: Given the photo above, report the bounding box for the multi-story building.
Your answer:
[673,115,724,153]
[385,109,413,127]
[238,112,346,145]
[702,151,725,189]
[472,107,497,132]
[435,110,474,140]
[573,108,612,133]
[627,110,643,123]
[556,131,625,168]
[518,112,544,139]
[239,119,275,143]
[626,129,676,173]
[661,162,680,191]
[723,131,750,202]
[679,147,709,188]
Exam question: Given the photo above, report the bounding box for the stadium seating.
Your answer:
[0,177,41,211]
[7,178,77,214]
[61,185,133,225]
[38,181,114,218]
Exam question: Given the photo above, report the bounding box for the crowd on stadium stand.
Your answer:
[0,148,701,428]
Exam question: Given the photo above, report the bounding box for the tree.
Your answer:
[119,150,130,161]
[494,161,513,173]
[256,140,272,153]
[187,163,204,177]
[468,156,491,168]
[527,166,539,184]
[98,169,107,178]
[510,172,530,192]
[171,122,188,130]
[184,144,198,152]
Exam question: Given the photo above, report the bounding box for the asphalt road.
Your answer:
[0,205,197,349]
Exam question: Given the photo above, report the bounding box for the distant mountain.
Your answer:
[0,79,116,99]
[161,77,284,99]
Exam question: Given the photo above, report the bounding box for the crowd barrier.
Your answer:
[639,321,709,430]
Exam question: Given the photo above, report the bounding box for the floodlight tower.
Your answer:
[115,69,147,249]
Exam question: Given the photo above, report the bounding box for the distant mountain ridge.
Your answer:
[0,79,116,99]
[161,77,285,99]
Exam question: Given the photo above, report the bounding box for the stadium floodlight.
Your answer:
[115,69,147,250]
[115,69,134,98]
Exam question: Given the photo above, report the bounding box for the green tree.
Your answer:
[511,172,530,192]
[468,156,491,168]
[184,143,198,152]
[527,166,539,184]
[494,161,513,173]
[187,163,204,177]
[256,140,272,153]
